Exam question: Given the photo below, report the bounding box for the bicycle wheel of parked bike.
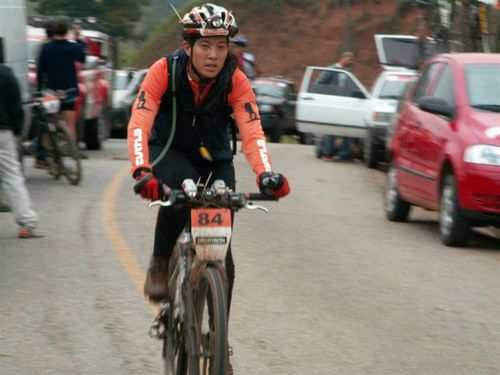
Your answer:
[53,123,81,185]
[191,266,228,375]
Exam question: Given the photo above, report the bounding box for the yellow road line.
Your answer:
[101,165,158,314]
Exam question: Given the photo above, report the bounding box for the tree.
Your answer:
[35,0,147,37]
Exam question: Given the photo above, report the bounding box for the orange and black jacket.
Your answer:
[128,51,273,178]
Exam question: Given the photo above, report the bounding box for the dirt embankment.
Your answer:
[234,0,417,88]
[136,0,419,89]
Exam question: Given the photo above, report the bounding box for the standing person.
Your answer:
[35,19,56,67]
[37,16,85,160]
[128,2,290,309]
[316,51,355,161]
[230,35,259,80]
[73,20,87,53]
[0,48,42,238]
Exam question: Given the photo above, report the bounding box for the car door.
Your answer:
[283,83,297,132]
[395,62,442,200]
[296,67,372,138]
[414,63,457,208]
[374,34,435,70]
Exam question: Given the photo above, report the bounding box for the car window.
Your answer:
[431,64,455,106]
[412,63,441,103]
[113,74,130,90]
[375,35,435,69]
[252,80,286,98]
[465,64,500,110]
[308,69,361,98]
[377,75,416,100]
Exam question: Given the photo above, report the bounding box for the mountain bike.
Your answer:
[24,90,81,185]
[135,177,273,374]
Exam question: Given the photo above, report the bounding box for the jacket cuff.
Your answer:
[132,167,152,179]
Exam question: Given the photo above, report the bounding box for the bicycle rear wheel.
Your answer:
[53,123,81,185]
[191,266,228,375]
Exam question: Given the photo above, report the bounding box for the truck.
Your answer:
[26,22,111,150]
[0,0,30,137]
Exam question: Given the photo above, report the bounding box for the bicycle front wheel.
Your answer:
[53,123,81,185]
[191,266,228,375]
[163,318,188,375]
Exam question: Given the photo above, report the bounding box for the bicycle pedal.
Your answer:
[148,322,165,339]
[149,303,170,339]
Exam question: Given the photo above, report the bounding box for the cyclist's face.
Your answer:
[185,36,229,80]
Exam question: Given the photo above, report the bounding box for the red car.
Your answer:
[385,53,500,247]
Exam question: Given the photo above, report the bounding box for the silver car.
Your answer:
[363,69,417,168]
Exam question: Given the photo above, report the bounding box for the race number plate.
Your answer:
[191,208,232,261]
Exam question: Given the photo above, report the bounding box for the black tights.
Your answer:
[151,147,236,312]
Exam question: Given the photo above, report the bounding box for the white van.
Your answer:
[0,0,30,137]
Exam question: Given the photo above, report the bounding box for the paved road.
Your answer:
[1,140,499,375]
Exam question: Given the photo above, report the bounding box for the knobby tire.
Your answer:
[163,317,188,375]
[191,266,228,375]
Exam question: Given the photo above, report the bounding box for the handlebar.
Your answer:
[133,177,276,212]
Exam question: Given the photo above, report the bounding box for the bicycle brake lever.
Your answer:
[149,200,172,208]
[245,202,269,213]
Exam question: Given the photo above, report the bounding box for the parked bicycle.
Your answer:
[23,90,81,185]
[134,176,273,374]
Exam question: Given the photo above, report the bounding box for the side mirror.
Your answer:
[418,96,454,118]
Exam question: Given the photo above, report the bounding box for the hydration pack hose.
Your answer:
[151,57,178,167]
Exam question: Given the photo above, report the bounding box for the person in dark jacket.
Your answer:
[0,45,42,238]
[37,16,85,157]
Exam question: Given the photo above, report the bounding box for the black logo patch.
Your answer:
[136,90,152,111]
[244,102,260,123]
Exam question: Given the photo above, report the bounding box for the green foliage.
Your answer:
[35,0,148,37]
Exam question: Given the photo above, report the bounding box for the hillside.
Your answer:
[130,0,419,88]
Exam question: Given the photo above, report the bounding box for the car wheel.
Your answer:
[439,174,470,247]
[364,132,379,169]
[268,120,283,143]
[84,118,100,150]
[384,162,411,222]
[298,131,314,145]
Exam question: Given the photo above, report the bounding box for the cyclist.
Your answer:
[230,35,259,80]
[37,16,85,163]
[128,3,290,307]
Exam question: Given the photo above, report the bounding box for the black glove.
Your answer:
[257,171,290,198]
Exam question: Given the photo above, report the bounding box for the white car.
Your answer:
[296,34,432,160]
[111,68,147,137]
[363,69,417,168]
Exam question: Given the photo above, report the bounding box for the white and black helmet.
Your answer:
[181,3,238,39]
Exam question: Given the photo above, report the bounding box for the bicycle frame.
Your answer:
[166,210,232,364]
[146,179,272,374]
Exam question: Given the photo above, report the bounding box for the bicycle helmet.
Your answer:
[232,35,248,47]
[181,3,238,40]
